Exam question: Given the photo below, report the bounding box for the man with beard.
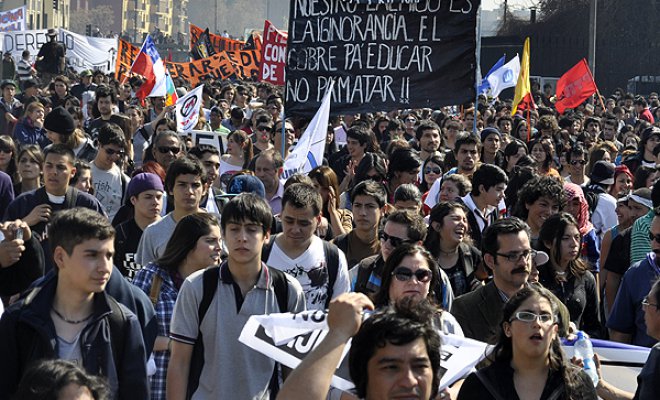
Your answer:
[444,132,480,178]
[416,120,441,161]
[88,86,131,142]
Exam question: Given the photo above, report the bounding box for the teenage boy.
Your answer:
[114,172,164,279]
[0,208,148,399]
[91,123,130,220]
[88,85,131,141]
[135,156,205,267]
[188,144,222,215]
[265,183,350,311]
[333,180,387,268]
[167,193,305,399]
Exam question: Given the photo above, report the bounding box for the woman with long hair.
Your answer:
[458,285,597,399]
[0,135,18,183]
[503,139,529,175]
[14,144,43,194]
[219,129,253,190]
[537,213,601,337]
[530,138,561,178]
[419,153,443,194]
[132,213,221,400]
[424,202,484,296]
[309,166,353,238]
[609,165,634,198]
[340,152,388,210]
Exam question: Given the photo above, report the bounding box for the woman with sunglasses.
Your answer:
[458,285,597,399]
[0,135,18,184]
[537,213,601,338]
[420,153,443,194]
[425,202,484,297]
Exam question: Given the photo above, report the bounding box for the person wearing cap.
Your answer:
[480,126,504,166]
[43,106,76,144]
[0,79,21,135]
[70,70,98,101]
[586,160,619,240]
[15,50,35,87]
[35,29,65,84]
[113,172,164,279]
[1,51,16,81]
[15,78,40,105]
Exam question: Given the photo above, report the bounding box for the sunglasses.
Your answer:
[256,126,272,132]
[157,146,180,154]
[405,118,417,123]
[424,167,442,175]
[104,147,125,157]
[0,146,11,153]
[649,233,660,243]
[570,160,587,166]
[391,266,433,283]
[379,231,412,247]
[509,311,554,324]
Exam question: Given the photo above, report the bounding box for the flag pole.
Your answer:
[582,58,606,111]
[473,4,483,134]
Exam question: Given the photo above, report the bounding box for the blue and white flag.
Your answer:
[477,55,506,95]
[486,55,521,98]
[281,80,334,181]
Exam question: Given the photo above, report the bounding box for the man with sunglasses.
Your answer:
[91,124,130,221]
[608,207,660,348]
[452,217,545,342]
[565,144,590,186]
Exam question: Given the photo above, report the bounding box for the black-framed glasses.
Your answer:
[649,233,660,243]
[509,311,554,324]
[379,231,413,247]
[391,266,433,283]
[157,146,180,154]
[424,167,442,175]
[642,297,660,310]
[495,249,537,263]
[104,147,125,157]
[570,159,587,166]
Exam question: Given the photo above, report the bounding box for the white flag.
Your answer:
[281,80,334,181]
[175,84,204,133]
[487,55,520,98]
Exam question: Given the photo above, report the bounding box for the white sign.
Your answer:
[190,130,222,151]
[175,85,204,133]
[0,6,26,32]
[1,29,117,73]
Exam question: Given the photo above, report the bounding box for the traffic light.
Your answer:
[53,0,58,11]
[86,24,92,36]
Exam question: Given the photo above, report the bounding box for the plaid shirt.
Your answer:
[133,263,179,400]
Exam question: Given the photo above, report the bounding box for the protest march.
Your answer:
[0,1,659,399]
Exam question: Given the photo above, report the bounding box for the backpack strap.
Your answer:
[322,241,339,309]
[260,235,277,264]
[120,173,129,205]
[268,266,289,313]
[106,296,127,371]
[148,274,164,307]
[198,265,220,323]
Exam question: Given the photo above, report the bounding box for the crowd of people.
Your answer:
[0,61,658,400]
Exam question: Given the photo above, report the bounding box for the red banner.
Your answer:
[555,59,598,115]
[260,20,287,85]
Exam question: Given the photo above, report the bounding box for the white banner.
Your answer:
[175,85,204,133]
[0,29,117,73]
[190,130,222,152]
[0,6,26,32]
[239,311,492,392]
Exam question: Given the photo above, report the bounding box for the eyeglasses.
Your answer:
[0,146,11,153]
[642,297,660,311]
[570,160,587,166]
[379,231,413,247]
[405,118,417,123]
[649,233,660,243]
[104,147,125,157]
[424,167,442,175]
[256,126,272,132]
[509,311,554,324]
[495,249,537,263]
[391,266,433,283]
[277,128,295,134]
[157,146,180,154]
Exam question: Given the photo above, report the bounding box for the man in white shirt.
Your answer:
[91,124,130,221]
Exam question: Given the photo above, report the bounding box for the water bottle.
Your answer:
[573,331,599,386]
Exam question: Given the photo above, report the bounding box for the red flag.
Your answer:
[260,20,288,85]
[554,59,597,114]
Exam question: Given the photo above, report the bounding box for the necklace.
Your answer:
[439,246,459,257]
[51,307,94,324]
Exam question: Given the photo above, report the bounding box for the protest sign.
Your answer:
[239,310,491,392]
[0,6,26,32]
[2,29,117,73]
[260,20,287,85]
[190,24,246,53]
[285,0,480,116]
[175,85,204,132]
[190,130,223,151]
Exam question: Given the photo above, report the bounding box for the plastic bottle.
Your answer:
[574,331,599,386]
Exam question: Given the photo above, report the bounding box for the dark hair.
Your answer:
[308,166,340,211]
[349,298,441,399]
[471,164,508,197]
[221,193,272,234]
[0,135,18,181]
[156,213,219,273]
[70,159,92,192]
[425,202,470,257]
[454,132,481,154]
[503,139,528,159]
[188,144,220,159]
[48,208,115,255]
[529,139,553,171]
[415,120,441,141]
[387,148,422,177]
[352,152,388,191]
[482,217,530,256]
[14,359,110,400]
[351,180,387,208]
[491,285,583,399]
[164,156,205,194]
[227,130,253,169]
[95,85,116,103]
[513,176,565,220]
[17,144,44,169]
[393,183,421,204]
[385,210,427,243]
[634,165,656,190]
[538,212,589,278]
[255,148,284,169]
[566,143,588,164]
[97,123,126,148]
[44,143,75,163]
[282,182,323,216]
[420,154,444,192]
[347,125,379,153]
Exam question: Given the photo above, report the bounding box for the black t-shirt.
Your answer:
[114,219,144,280]
[603,226,632,276]
[36,41,65,74]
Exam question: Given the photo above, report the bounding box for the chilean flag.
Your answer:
[131,35,167,100]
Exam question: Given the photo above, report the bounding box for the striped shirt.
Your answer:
[630,210,653,265]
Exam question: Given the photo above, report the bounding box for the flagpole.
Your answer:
[473,4,482,134]
[121,35,150,85]
[583,58,606,111]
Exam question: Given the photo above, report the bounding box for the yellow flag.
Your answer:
[511,37,533,116]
